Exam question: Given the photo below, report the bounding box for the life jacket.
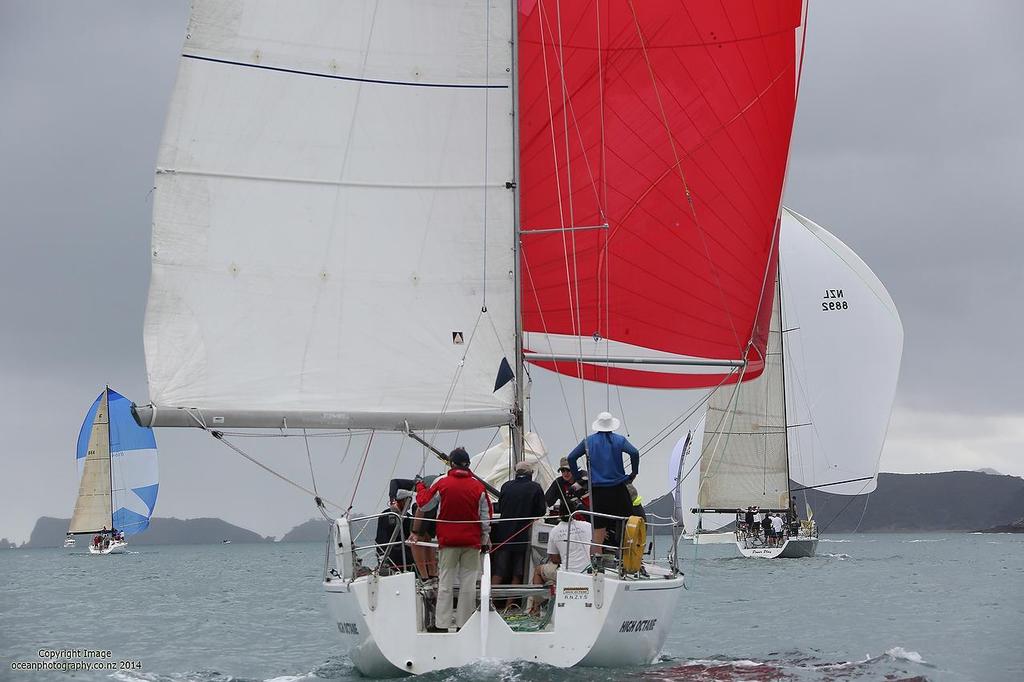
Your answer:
[416,468,492,548]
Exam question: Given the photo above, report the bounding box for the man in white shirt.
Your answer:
[527,508,593,615]
[770,513,785,547]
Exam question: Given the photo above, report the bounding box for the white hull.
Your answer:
[88,539,128,555]
[736,535,817,559]
[324,566,683,676]
[685,531,734,545]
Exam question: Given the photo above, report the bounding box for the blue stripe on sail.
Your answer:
[112,507,150,536]
[76,392,103,461]
[107,390,157,452]
[132,484,159,516]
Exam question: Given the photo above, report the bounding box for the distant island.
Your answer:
[17,470,1024,547]
[645,470,1024,534]
[976,518,1024,533]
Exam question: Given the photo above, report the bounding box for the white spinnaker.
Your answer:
[145,1,515,428]
[697,280,790,511]
[780,209,903,495]
[69,392,112,534]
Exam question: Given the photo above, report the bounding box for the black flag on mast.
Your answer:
[493,357,514,392]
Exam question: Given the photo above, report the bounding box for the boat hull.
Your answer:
[736,535,817,559]
[88,539,127,555]
[685,531,734,545]
[323,567,684,676]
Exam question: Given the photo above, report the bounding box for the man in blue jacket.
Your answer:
[567,411,639,554]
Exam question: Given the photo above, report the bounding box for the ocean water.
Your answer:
[1,534,1021,681]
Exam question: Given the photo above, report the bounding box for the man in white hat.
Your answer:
[566,411,639,554]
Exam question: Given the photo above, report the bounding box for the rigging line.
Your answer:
[536,0,581,376]
[213,429,375,438]
[426,308,485,450]
[181,54,509,90]
[636,367,739,457]
[533,5,606,219]
[338,429,356,469]
[372,433,407,513]
[522,251,580,442]
[693,364,748,507]
[302,428,320,498]
[207,430,344,512]
[481,0,491,308]
[852,489,872,534]
[348,430,376,512]
[626,0,743,353]
[550,0,589,436]
[819,478,874,534]
[595,0,612,410]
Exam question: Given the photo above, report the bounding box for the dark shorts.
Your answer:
[491,545,529,580]
[590,483,633,530]
[414,508,437,539]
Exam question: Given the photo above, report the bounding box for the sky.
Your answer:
[1,1,1022,544]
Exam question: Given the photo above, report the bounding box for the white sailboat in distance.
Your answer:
[690,208,904,558]
[131,0,808,674]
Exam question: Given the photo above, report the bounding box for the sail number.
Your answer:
[821,289,848,312]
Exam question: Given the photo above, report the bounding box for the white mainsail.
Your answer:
[69,391,112,533]
[697,279,790,511]
[780,209,903,495]
[144,0,516,430]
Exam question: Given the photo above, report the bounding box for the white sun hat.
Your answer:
[591,411,620,432]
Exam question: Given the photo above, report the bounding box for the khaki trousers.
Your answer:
[436,546,481,629]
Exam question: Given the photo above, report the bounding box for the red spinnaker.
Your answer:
[518,1,803,388]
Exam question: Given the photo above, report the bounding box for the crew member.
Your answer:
[567,411,639,555]
[491,462,546,608]
[545,457,575,515]
[414,447,492,632]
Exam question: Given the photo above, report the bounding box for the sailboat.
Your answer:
[131,0,807,674]
[690,208,903,558]
[68,388,159,555]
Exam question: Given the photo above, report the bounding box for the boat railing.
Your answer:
[324,508,684,583]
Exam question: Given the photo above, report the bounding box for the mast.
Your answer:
[510,0,524,465]
[776,272,792,504]
[105,386,114,530]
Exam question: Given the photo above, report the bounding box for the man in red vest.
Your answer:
[413,447,492,631]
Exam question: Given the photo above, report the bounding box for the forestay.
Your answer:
[144,1,516,430]
[518,2,806,388]
[697,280,789,511]
[780,209,903,495]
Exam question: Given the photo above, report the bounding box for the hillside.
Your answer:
[799,471,1024,532]
[279,518,331,543]
[24,516,271,548]
[646,470,1024,533]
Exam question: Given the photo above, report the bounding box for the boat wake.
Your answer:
[105,648,933,682]
[646,646,933,681]
[822,552,852,560]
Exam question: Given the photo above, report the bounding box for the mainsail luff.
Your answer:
[69,389,112,534]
